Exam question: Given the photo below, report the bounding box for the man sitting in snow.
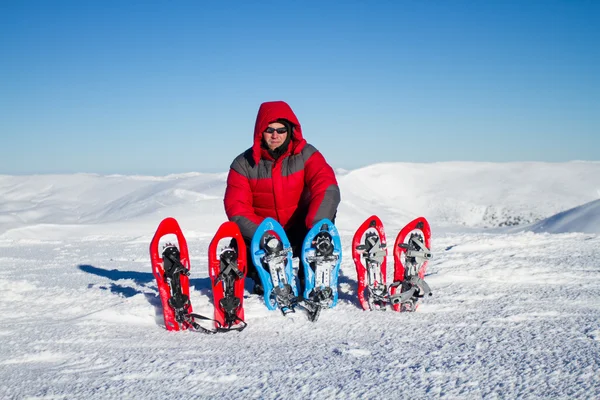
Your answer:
[223,100,340,294]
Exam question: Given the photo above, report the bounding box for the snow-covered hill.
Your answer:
[336,161,600,233]
[1,161,599,240]
[529,198,600,234]
[0,162,599,399]
[0,172,229,240]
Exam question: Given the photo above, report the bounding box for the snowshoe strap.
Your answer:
[162,246,190,279]
[300,300,322,322]
[162,245,195,325]
[216,249,244,282]
[168,293,191,323]
[273,284,297,315]
[216,317,247,333]
[212,248,247,332]
[263,248,292,264]
[302,287,334,322]
[314,232,334,257]
[306,286,333,308]
[186,312,247,334]
[262,247,293,289]
[358,234,387,311]
[367,283,388,310]
[307,233,338,264]
[400,236,432,263]
[306,254,338,265]
[358,233,386,265]
[262,235,292,259]
[388,276,433,305]
[186,313,220,334]
[219,296,246,330]
[388,283,417,305]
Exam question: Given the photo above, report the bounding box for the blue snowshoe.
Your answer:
[300,219,342,321]
[250,218,298,315]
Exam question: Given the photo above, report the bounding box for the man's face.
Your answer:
[263,122,289,150]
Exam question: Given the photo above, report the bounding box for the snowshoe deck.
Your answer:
[250,218,298,314]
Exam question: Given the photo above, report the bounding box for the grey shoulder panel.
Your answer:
[230,149,253,176]
[256,159,272,179]
[301,144,318,162]
[280,144,320,177]
[230,149,272,179]
[281,153,305,177]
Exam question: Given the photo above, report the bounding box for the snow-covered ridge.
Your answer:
[0,161,599,239]
[529,198,600,234]
[0,173,229,238]
[337,161,600,231]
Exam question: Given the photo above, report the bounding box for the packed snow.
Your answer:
[0,161,599,399]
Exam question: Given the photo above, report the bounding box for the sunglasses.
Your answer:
[264,127,288,134]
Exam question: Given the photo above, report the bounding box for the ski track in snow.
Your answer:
[1,231,599,399]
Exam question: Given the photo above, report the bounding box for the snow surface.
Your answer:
[0,162,599,399]
[529,199,600,234]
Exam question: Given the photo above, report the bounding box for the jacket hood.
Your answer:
[252,101,306,164]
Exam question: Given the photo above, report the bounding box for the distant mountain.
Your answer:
[1,162,599,239]
[336,161,600,232]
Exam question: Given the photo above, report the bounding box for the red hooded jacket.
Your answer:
[224,101,340,241]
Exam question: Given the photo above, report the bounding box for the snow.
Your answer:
[0,161,599,399]
[528,199,600,234]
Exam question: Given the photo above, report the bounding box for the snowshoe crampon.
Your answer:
[352,215,388,311]
[250,218,298,315]
[208,221,248,332]
[301,219,342,321]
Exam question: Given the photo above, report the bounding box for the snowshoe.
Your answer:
[352,215,388,311]
[301,219,342,321]
[150,217,196,331]
[390,217,433,312]
[250,218,298,315]
[208,221,247,332]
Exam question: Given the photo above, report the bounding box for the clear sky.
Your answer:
[1,0,598,175]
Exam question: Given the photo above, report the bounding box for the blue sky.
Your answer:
[1,0,598,174]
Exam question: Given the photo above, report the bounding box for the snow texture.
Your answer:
[0,161,599,399]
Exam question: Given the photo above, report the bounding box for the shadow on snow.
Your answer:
[335,269,361,309]
[77,264,365,320]
[77,264,213,326]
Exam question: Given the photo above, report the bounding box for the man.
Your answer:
[224,100,340,293]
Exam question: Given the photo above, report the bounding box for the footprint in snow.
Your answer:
[585,329,599,341]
